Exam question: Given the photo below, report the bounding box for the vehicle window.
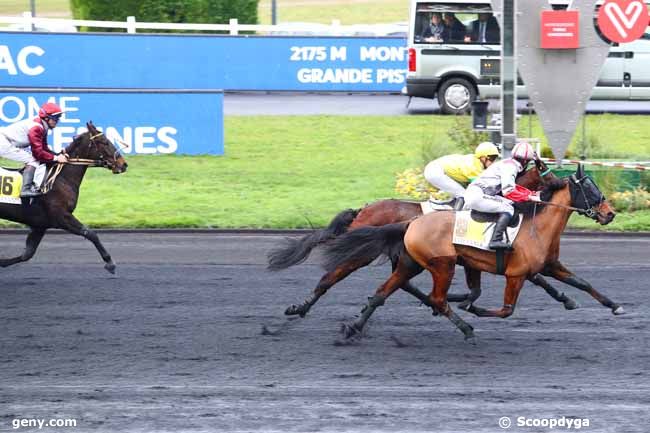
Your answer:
[413,3,499,44]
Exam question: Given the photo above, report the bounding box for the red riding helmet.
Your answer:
[39,102,63,120]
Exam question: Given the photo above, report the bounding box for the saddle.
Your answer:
[420,197,461,214]
[470,210,521,228]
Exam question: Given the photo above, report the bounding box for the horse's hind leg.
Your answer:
[57,214,116,274]
[0,228,46,268]
[529,273,578,310]
[542,261,623,315]
[285,258,372,317]
[466,276,526,318]
[457,267,482,310]
[341,254,421,339]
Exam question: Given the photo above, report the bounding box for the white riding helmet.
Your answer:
[511,141,535,162]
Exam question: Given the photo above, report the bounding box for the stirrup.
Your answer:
[489,240,512,251]
[20,185,42,198]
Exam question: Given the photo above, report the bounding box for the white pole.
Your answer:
[126,16,136,33]
[229,18,239,35]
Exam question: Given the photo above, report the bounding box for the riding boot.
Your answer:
[20,165,41,198]
[453,197,465,211]
[488,213,513,250]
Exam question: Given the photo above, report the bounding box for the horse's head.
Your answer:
[516,155,558,190]
[66,122,128,174]
[569,164,615,225]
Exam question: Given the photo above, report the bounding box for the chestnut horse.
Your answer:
[269,159,578,317]
[0,122,128,273]
[322,165,620,341]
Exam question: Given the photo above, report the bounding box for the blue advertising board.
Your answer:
[0,90,224,155]
[0,32,407,92]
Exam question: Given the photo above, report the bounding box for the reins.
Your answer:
[40,132,114,194]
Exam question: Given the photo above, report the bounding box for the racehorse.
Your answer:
[0,122,128,273]
[322,164,619,340]
[268,158,579,317]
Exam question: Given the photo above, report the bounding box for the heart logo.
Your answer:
[603,1,644,38]
[598,0,648,43]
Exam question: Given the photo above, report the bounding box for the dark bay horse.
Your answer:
[0,122,128,273]
[269,159,578,317]
[322,165,620,340]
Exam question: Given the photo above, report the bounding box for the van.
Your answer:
[406,0,650,114]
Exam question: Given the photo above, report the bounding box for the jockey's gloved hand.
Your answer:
[528,192,542,202]
[54,153,68,163]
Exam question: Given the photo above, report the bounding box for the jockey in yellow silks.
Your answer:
[423,141,500,210]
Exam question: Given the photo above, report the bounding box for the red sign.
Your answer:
[597,0,649,43]
[541,10,580,49]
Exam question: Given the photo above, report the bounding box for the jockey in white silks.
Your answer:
[423,141,500,210]
[465,141,542,249]
[0,102,69,197]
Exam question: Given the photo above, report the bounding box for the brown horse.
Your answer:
[0,122,128,273]
[322,164,619,341]
[269,159,578,317]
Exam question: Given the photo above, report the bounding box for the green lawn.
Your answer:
[1,115,648,230]
[258,0,409,25]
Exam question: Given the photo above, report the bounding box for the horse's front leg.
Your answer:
[56,214,116,274]
[542,261,624,315]
[0,228,46,268]
[529,274,579,310]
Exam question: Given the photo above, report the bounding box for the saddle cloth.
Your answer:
[0,166,46,205]
[452,210,523,251]
[420,199,453,214]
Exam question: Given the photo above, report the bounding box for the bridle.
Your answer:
[532,173,603,218]
[64,132,123,169]
[41,132,123,193]
[568,173,603,219]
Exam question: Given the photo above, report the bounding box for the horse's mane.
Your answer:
[514,177,567,217]
[64,131,90,155]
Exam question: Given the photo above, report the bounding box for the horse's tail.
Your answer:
[321,221,410,273]
[267,208,360,271]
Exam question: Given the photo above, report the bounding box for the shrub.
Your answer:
[70,0,258,32]
[395,168,447,201]
[420,116,489,164]
[609,187,650,212]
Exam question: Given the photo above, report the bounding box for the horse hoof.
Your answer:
[563,299,579,310]
[465,335,477,345]
[284,305,299,316]
[612,305,625,315]
[104,262,116,274]
[340,323,359,339]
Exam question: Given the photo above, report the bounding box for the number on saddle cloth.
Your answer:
[0,167,23,204]
[0,165,50,203]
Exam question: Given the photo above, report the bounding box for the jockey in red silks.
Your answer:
[465,141,542,250]
[0,102,69,197]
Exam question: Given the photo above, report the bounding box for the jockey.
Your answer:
[423,141,500,210]
[0,102,69,198]
[465,141,541,250]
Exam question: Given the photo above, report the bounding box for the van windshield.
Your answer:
[414,3,500,44]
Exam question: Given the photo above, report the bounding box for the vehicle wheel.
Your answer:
[437,77,477,115]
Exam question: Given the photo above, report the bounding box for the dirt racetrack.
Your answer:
[1,232,649,432]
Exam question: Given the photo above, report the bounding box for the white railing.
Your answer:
[0,12,407,36]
